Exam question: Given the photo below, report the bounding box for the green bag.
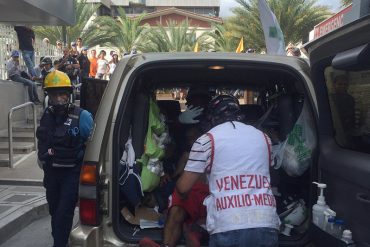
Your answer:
[144,127,165,159]
[139,98,166,192]
[149,98,165,135]
[140,162,160,192]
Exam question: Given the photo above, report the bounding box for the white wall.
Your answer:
[0,80,42,130]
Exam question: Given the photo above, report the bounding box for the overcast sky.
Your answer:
[219,0,343,17]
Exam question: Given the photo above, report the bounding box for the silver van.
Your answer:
[70,15,370,247]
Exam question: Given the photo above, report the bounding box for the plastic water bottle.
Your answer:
[325,217,336,235]
[334,219,344,238]
[341,230,355,246]
[323,208,336,232]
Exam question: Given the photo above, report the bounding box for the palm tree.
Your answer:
[227,0,332,51]
[34,1,112,47]
[341,0,352,7]
[142,20,198,52]
[91,7,149,54]
[197,23,239,52]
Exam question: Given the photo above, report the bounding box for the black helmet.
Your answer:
[206,94,244,127]
[41,57,52,65]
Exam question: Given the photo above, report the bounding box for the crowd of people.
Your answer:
[6,25,120,104]
[52,38,120,82]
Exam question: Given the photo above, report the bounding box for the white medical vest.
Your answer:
[203,121,280,234]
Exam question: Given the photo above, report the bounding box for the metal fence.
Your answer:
[0,24,62,80]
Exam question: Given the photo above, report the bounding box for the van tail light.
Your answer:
[80,163,97,185]
[79,162,100,226]
[79,198,98,225]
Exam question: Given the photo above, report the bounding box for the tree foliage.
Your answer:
[341,0,352,7]
[198,24,239,52]
[91,7,149,53]
[34,1,111,47]
[226,0,332,51]
[143,20,198,52]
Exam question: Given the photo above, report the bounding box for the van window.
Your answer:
[155,88,259,105]
[324,67,370,153]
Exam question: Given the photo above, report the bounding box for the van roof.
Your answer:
[127,52,309,71]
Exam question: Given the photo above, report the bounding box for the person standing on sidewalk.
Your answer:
[176,95,280,247]
[76,37,83,54]
[14,25,37,77]
[6,50,41,104]
[77,47,90,80]
[88,49,98,78]
[95,50,109,80]
[36,70,93,247]
[57,47,80,85]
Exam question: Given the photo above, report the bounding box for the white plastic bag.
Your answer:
[271,140,287,169]
[282,102,317,177]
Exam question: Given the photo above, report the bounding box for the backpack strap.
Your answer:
[262,133,272,167]
[205,133,215,173]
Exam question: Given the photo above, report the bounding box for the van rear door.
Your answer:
[304,14,370,246]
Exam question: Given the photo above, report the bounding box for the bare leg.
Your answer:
[163,206,187,247]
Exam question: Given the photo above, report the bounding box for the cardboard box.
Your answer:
[121,206,163,225]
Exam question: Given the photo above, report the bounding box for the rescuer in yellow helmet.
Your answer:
[37,69,93,247]
[43,70,74,114]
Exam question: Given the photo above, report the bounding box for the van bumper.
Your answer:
[70,225,102,247]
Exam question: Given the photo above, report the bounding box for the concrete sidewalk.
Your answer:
[0,152,48,244]
[0,151,43,186]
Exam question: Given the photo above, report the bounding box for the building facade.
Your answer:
[87,0,220,17]
[86,0,222,40]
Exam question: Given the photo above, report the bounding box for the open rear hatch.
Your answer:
[111,56,318,246]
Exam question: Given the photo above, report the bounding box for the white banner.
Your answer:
[258,0,286,55]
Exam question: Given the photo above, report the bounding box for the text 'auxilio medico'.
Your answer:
[215,174,276,211]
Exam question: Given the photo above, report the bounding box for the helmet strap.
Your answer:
[230,121,236,129]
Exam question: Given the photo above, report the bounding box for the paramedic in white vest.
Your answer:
[176,94,280,247]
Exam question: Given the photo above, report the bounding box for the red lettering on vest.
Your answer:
[247,174,255,188]
[224,176,230,190]
[226,196,235,208]
[245,194,252,206]
[216,197,222,211]
[263,176,271,188]
[240,174,247,189]
[263,193,270,206]
[254,194,263,206]
[216,179,223,192]
[215,192,277,211]
[216,174,273,192]
[255,175,262,189]
[231,175,239,190]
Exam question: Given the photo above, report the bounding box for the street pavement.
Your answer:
[0,209,79,247]
[0,214,53,247]
[0,151,48,245]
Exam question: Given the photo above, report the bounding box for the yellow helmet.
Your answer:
[44,70,72,91]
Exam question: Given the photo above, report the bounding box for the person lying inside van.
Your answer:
[140,87,212,247]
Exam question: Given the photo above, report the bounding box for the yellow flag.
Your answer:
[194,42,199,52]
[236,37,244,53]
